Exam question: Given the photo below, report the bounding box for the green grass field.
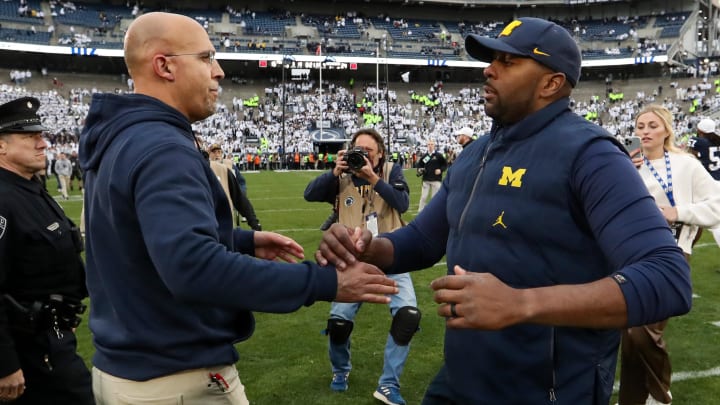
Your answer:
[53,169,720,404]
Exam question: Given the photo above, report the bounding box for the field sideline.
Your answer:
[54,169,720,404]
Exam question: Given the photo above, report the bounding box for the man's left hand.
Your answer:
[431,265,525,330]
[353,157,379,185]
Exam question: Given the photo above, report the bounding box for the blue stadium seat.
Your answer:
[0,27,50,44]
[54,2,132,29]
[0,0,44,24]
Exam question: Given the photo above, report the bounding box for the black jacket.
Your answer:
[417,151,447,182]
[0,168,86,377]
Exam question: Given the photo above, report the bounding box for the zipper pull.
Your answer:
[44,354,54,371]
[549,388,557,402]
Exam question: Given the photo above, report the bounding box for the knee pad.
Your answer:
[327,318,354,345]
[390,306,421,346]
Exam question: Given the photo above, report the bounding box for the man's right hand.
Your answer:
[335,261,397,304]
[315,223,372,270]
[0,369,25,402]
[332,150,348,177]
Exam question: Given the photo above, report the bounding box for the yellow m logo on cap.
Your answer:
[498,166,527,187]
[500,20,522,37]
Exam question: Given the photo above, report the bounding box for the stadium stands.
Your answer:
[53,2,132,30]
[0,1,696,67]
[0,27,51,44]
[0,0,44,24]
[233,12,294,37]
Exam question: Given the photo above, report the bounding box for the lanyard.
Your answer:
[644,151,675,206]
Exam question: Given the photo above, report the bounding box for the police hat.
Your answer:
[0,97,48,134]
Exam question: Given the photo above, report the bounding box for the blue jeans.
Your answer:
[328,273,416,389]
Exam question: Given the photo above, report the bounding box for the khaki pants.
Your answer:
[418,180,441,212]
[92,365,250,405]
[58,174,70,198]
[618,320,672,404]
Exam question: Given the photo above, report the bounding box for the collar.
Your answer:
[490,98,571,142]
[0,167,44,194]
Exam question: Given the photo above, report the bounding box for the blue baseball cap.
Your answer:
[465,17,581,87]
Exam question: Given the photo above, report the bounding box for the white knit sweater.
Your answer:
[639,151,720,254]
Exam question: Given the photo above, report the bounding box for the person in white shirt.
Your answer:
[619,104,720,405]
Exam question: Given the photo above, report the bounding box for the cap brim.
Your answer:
[14,124,49,133]
[0,124,48,134]
[465,34,526,62]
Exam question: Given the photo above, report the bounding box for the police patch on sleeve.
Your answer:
[0,216,6,240]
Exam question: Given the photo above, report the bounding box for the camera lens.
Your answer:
[344,148,368,171]
[347,152,365,170]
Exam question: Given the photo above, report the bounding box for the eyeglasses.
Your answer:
[164,50,216,65]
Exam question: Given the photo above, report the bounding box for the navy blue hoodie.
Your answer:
[80,93,337,380]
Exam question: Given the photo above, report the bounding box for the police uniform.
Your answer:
[0,97,93,404]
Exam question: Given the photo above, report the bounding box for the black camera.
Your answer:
[343,148,369,171]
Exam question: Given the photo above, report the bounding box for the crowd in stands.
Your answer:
[2,68,720,176]
[8,69,33,84]
[0,1,691,62]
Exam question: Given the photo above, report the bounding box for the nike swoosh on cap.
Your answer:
[533,47,550,56]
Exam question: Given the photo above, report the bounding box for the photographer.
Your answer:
[304,128,418,405]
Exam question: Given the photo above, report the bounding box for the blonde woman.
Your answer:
[618,104,720,405]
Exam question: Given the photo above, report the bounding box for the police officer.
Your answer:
[0,97,93,404]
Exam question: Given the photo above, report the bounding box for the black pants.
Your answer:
[11,329,93,405]
[421,363,463,405]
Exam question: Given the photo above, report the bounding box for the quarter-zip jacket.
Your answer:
[382,98,692,404]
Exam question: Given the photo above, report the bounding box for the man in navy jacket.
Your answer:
[316,17,692,405]
[79,12,397,404]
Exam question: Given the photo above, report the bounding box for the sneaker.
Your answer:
[330,372,349,392]
[646,391,672,404]
[373,385,406,405]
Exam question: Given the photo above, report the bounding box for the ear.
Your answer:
[152,55,175,81]
[538,72,566,98]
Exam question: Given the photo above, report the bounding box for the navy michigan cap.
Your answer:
[0,97,48,134]
[464,17,582,87]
